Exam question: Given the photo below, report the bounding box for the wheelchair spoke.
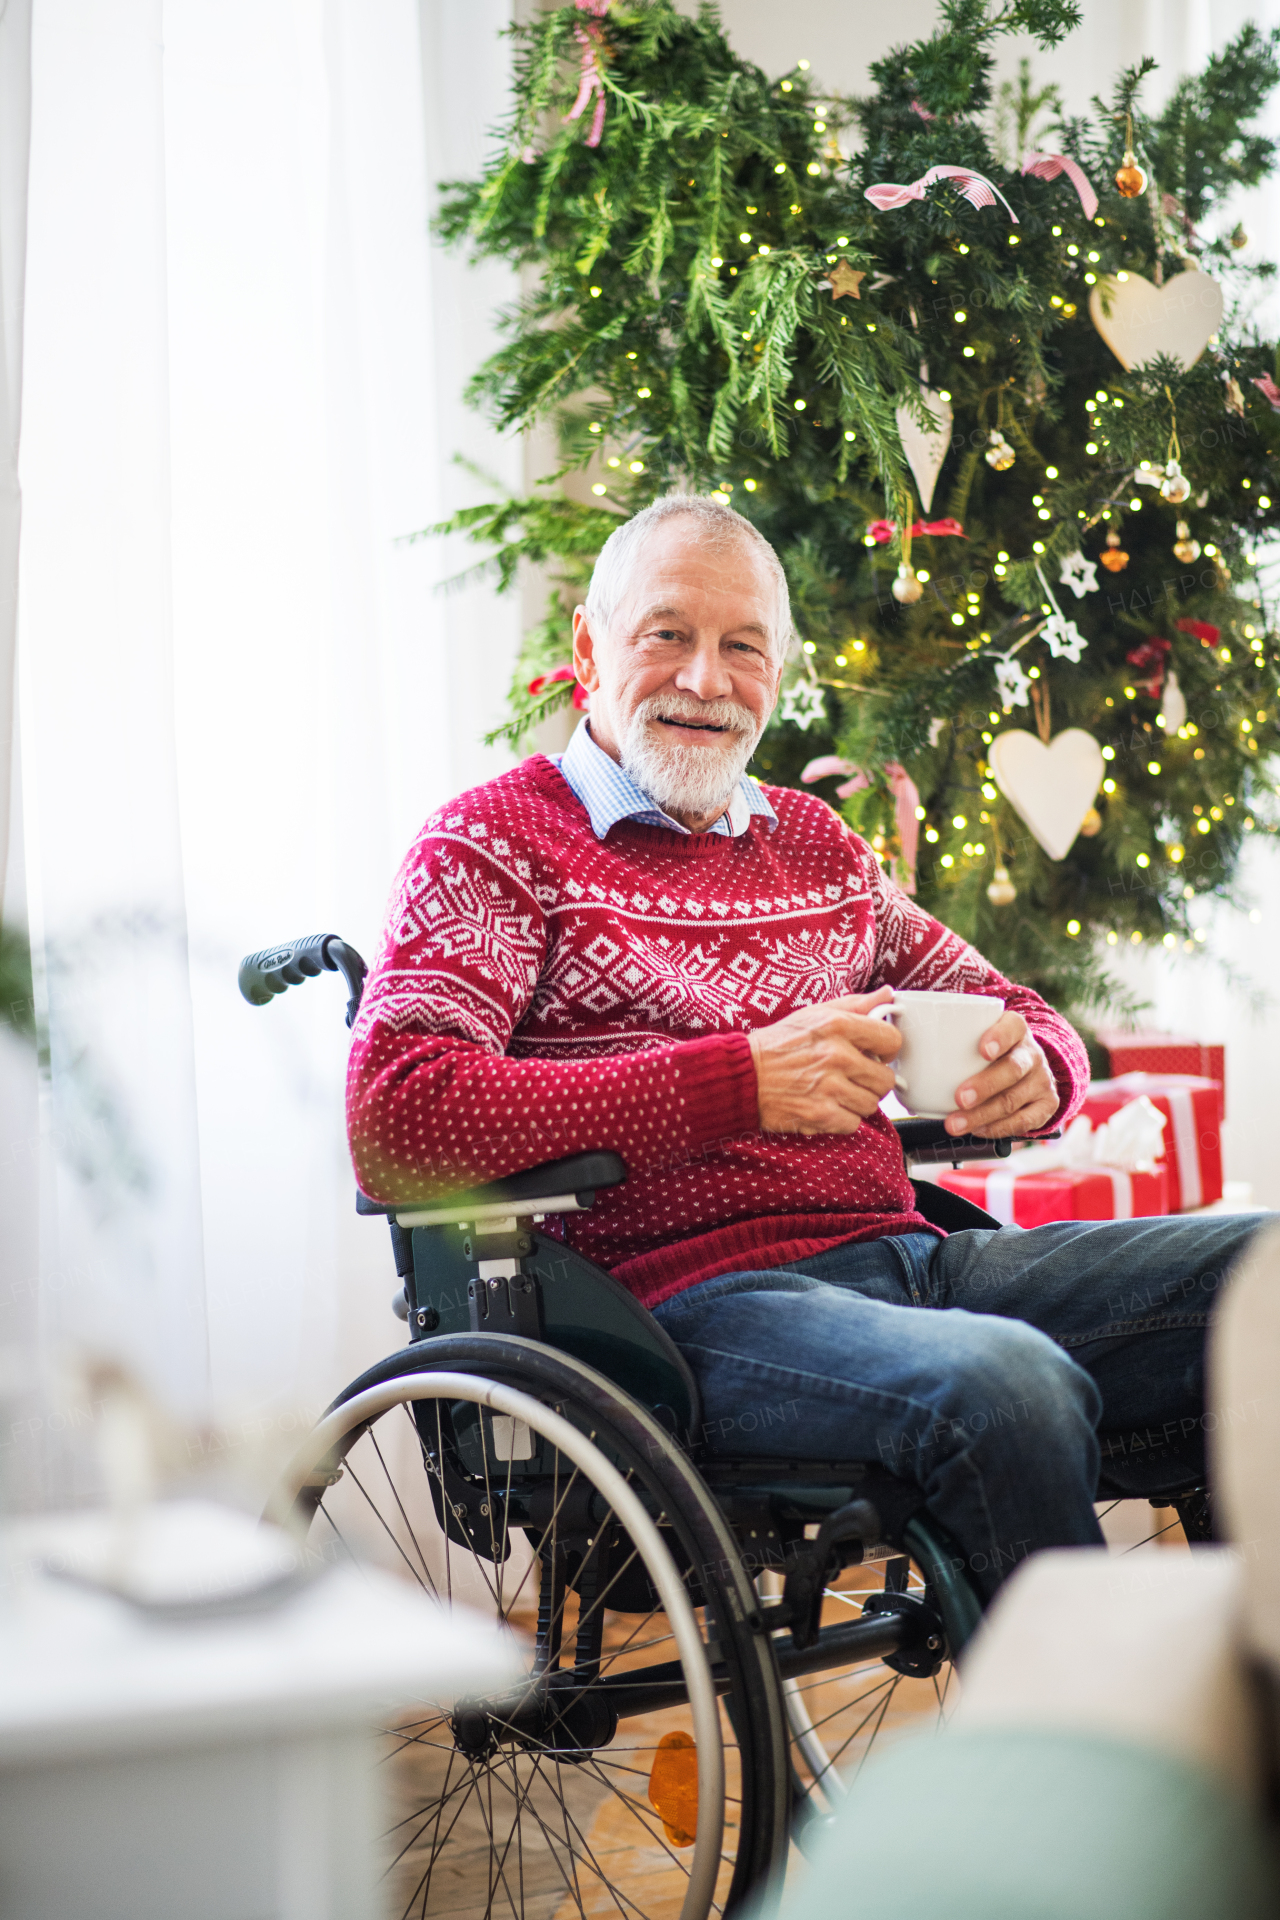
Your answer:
[1122,1515,1183,1551]
[839,1675,903,1783]
[528,1767,665,1920]
[342,1454,463,1599]
[369,1426,441,1597]
[786,1673,898,1740]
[311,1500,362,1571]
[581,1757,701,1875]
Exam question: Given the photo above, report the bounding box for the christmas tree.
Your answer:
[433,0,1280,1028]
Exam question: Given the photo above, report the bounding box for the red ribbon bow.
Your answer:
[1127,637,1171,692]
[1126,639,1171,671]
[1175,618,1221,646]
[867,517,966,543]
[1020,151,1098,222]
[800,757,921,894]
[1252,374,1280,412]
[528,665,589,710]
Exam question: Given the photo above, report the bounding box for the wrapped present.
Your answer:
[1095,1029,1225,1109]
[1081,1073,1223,1213]
[934,1097,1171,1226]
[935,1161,1170,1227]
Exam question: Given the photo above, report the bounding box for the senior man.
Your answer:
[348,494,1259,1597]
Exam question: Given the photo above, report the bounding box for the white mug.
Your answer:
[874,989,1005,1119]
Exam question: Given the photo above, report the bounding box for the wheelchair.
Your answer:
[242,931,1213,1920]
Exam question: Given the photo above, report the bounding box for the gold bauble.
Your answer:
[986,865,1017,906]
[1161,469,1191,505]
[1116,154,1148,198]
[1100,547,1129,572]
[1079,807,1103,837]
[1172,517,1201,562]
[892,563,923,604]
[984,432,1016,471]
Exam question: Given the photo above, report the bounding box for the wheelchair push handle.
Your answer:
[238,934,368,1029]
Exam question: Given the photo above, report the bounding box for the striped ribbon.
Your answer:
[1020,151,1099,222]
[865,165,1019,224]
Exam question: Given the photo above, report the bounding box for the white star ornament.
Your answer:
[994,657,1031,708]
[1057,550,1098,599]
[1042,612,1088,663]
[780,680,828,731]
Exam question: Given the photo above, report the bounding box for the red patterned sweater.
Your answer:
[347,756,1089,1309]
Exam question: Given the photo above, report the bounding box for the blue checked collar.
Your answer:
[554,717,777,842]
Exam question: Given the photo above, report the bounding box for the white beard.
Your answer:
[619,694,762,820]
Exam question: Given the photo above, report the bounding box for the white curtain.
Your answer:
[10,0,521,1471]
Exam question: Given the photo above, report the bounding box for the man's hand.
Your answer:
[749,987,902,1134]
[946,1010,1059,1140]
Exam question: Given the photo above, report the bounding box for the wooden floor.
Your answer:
[381,1506,1189,1920]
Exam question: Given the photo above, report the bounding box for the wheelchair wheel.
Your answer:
[272,1337,788,1920]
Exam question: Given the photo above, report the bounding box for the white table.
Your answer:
[0,1516,518,1920]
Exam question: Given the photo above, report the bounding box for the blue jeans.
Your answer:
[651,1216,1265,1598]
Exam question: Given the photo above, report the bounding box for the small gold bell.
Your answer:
[1172,519,1200,563]
[1115,151,1148,198]
[892,563,923,604]
[985,431,1016,472]
[986,865,1017,906]
[1079,807,1102,837]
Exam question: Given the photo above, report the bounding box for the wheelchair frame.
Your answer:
[245,931,1207,1918]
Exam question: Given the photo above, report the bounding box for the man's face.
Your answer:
[571,521,785,829]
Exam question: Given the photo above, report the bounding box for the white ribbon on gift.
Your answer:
[1094,1073,1207,1209]
[977,1097,1167,1226]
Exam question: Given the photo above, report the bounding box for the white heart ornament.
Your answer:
[1089,269,1224,373]
[988,728,1104,862]
[896,386,953,512]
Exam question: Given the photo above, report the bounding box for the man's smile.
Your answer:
[654,715,730,735]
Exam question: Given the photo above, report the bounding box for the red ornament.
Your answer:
[1175,617,1221,647]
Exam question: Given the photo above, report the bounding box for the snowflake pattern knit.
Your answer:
[347,756,1089,1309]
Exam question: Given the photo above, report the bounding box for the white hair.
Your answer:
[583,494,795,657]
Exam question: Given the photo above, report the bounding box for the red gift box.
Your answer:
[934,1161,1170,1227]
[1080,1074,1223,1213]
[1096,1029,1225,1110]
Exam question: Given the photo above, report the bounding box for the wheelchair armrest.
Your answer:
[895,1118,1062,1165]
[356,1151,627,1226]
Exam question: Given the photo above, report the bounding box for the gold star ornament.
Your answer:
[827,258,865,300]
